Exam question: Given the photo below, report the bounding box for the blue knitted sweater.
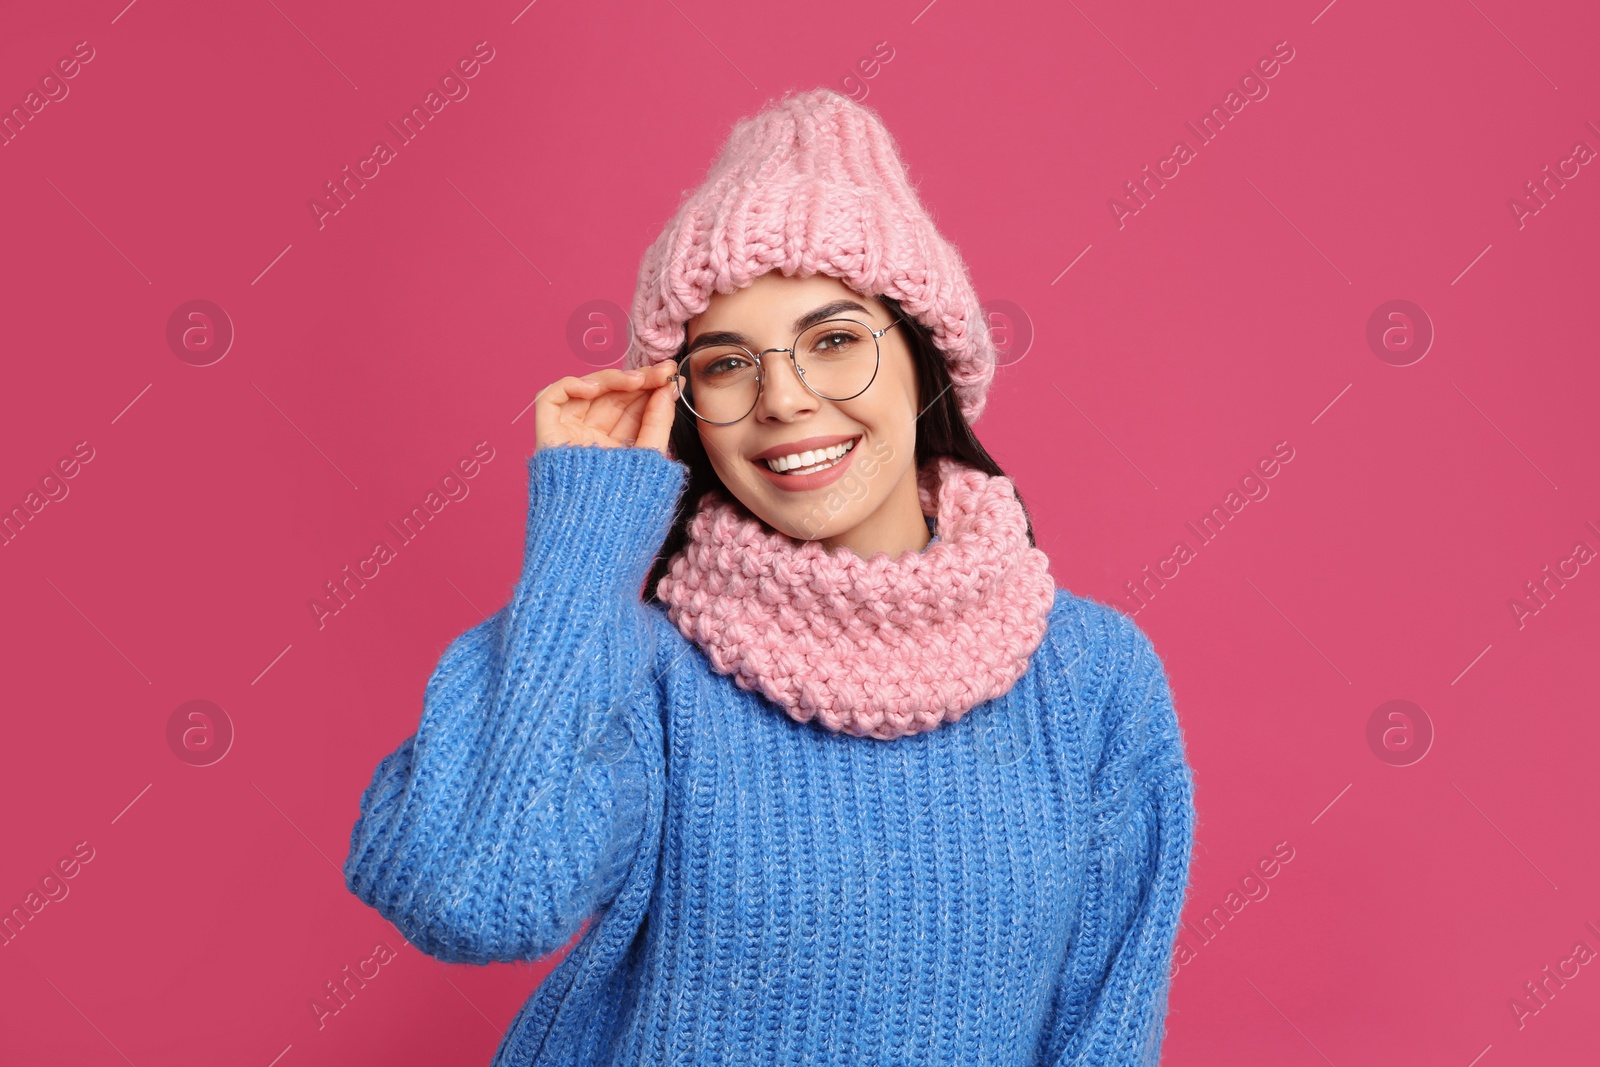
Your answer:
[343,444,1196,1066]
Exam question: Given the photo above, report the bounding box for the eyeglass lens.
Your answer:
[678,318,882,424]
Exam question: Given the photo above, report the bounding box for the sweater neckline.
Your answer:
[654,455,1057,740]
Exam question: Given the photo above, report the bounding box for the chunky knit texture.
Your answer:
[655,455,1057,740]
[343,444,1196,1067]
[622,87,998,424]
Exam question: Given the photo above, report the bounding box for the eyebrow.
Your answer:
[684,299,874,356]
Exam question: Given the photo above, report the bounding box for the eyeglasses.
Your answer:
[670,317,901,426]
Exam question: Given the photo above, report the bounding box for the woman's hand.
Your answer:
[534,361,680,457]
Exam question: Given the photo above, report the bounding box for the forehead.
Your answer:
[686,272,874,334]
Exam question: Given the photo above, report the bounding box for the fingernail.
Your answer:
[580,376,599,384]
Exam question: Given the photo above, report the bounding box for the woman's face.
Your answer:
[683,271,921,545]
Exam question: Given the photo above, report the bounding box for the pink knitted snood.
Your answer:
[655,456,1058,741]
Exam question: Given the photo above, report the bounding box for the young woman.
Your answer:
[344,88,1195,1067]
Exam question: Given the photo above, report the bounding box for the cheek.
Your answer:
[699,427,746,478]
[865,374,919,442]
[876,348,921,419]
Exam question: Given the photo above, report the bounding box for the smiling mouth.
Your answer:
[759,437,859,476]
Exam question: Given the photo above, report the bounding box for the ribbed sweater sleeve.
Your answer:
[342,444,689,964]
[1049,615,1197,1067]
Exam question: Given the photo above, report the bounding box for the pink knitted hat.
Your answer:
[622,87,997,424]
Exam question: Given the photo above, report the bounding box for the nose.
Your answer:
[753,351,819,422]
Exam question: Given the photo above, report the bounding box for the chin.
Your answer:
[735,479,874,543]
[775,508,862,544]
[774,492,876,543]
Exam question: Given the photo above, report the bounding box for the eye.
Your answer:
[694,349,754,378]
[813,330,858,352]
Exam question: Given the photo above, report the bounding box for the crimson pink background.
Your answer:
[3,0,1598,1064]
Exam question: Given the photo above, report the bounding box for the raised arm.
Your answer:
[1045,612,1198,1066]
[342,442,688,964]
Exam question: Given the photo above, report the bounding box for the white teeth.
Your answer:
[763,438,856,473]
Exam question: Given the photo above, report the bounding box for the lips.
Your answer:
[751,433,860,461]
[752,435,862,492]
[762,439,854,473]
